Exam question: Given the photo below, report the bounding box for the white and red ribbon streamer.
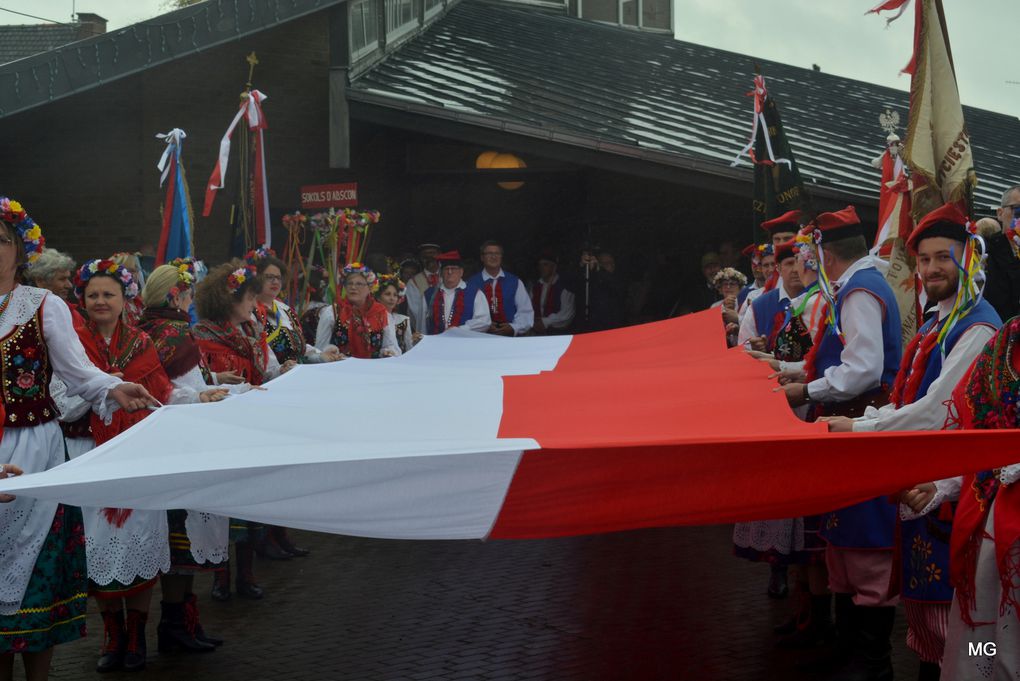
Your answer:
[202,90,272,248]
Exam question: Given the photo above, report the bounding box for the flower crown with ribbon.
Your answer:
[74,259,139,301]
[341,262,379,292]
[711,267,747,288]
[243,244,277,266]
[793,233,819,271]
[375,273,406,299]
[0,196,45,265]
[227,264,257,295]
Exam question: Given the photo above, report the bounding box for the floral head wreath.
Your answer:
[0,196,45,266]
[74,259,139,301]
[166,260,196,304]
[711,267,747,289]
[793,233,819,271]
[341,262,379,293]
[375,273,406,300]
[227,264,257,295]
[244,244,277,267]
[756,243,774,258]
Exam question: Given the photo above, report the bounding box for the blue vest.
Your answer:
[899,300,1001,602]
[737,284,755,308]
[468,271,521,325]
[424,284,479,334]
[816,265,902,549]
[751,288,790,352]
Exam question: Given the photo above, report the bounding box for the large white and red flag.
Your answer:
[0,311,1018,540]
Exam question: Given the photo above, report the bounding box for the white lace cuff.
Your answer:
[1000,464,1020,486]
[899,477,962,520]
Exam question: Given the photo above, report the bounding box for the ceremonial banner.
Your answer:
[1,311,1018,540]
[155,128,194,265]
[732,75,810,234]
[873,0,975,217]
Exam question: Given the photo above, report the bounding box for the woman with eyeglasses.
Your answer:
[315,264,400,359]
[248,249,340,365]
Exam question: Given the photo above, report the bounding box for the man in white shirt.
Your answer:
[405,242,442,334]
[777,206,904,681]
[531,251,575,334]
[423,251,491,334]
[822,204,1001,679]
[467,241,533,336]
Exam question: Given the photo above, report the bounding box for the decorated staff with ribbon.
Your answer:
[202,55,271,253]
[156,128,195,266]
[0,197,156,677]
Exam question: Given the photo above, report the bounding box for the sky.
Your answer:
[1,0,1017,117]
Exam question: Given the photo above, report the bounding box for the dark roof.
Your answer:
[0,24,85,65]
[350,0,1020,210]
[0,0,345,120]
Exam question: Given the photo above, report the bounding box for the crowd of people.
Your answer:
[714,186,1020,681]
[4,183,1020,681]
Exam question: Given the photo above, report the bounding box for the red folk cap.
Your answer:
[741,243,759,258]
[809,206,863,243]
[435,250,463,267]
[774,239,797,262]
[906,203,970,254]
[760,210,803,237]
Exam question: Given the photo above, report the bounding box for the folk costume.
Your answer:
[467,268,534,335]
[423,253,491,335]
[315,265,399,359]
[803,206,903,681]
[940,321,1020,681]
[405,244,442,334]
[256,299,333,364]
[530,273,576,334]
[0,200,124,655]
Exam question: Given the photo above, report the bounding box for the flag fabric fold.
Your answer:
[155,128,194,265]
[0,311,1017,541]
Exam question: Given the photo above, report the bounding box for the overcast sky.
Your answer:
[3,0,1018,117]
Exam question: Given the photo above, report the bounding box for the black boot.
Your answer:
[797,592,854,672]
[122,609,148,672]
[235,541,264,599]
[272,526,310,557]
[778,593,834,649]
[96,609,125,673]
[184,593,223,647]
[918,660,941,681]
[157,601,215,653]
[827,605,895,681]
[768,563,789,599]
[210,567,231,602]
[254,527,292,561]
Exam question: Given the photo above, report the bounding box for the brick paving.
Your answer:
[37,525,917,681]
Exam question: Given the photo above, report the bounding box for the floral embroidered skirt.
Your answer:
[0,505,88,653]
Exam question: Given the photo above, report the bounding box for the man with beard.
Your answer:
[823,204,1001,681]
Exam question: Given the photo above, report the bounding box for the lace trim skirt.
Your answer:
[0,505,87,653]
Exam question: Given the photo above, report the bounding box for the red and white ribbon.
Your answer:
[202,90,272,248]
[730,75,791,169]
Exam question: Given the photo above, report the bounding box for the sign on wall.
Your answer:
[300,182,358,209]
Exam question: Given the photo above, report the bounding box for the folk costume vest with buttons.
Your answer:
[750,288,789,353]
[898,300,1001,602]
[817,266,902,550]
[424,284,478,335]
[0,306,56,428]
[468,272,520,325]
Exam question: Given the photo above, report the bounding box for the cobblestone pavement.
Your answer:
[37,525,917,681]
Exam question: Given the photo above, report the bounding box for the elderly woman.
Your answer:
[375,274,415,354]
[315,264,399,358]
[193,260,290,602]
[25,248,75,302]
[0,198,154,681]
[711,267,747,347]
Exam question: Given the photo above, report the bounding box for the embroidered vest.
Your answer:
[897,300,1001,602]
[0,309,56,428]
[300,303,325,349]
[469,272,520,325]
[750,289,789,352]
[261,303,305,364]
[737,283,755,308]
[395,318,411,354]
[424,285,478,335]
[815,266,902,550]
[532,279,564,318]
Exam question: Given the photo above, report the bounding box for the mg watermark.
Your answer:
[968,641,997,657]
